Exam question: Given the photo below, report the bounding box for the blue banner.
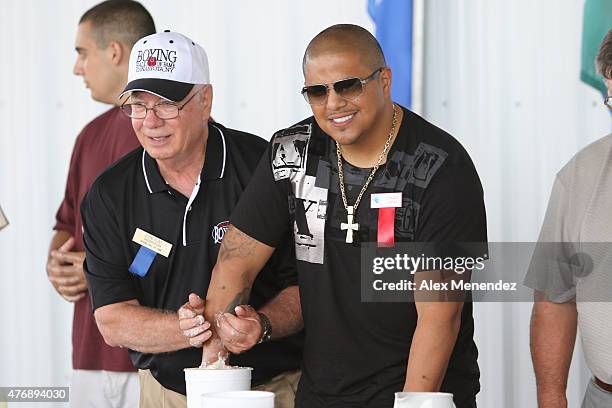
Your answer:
[368,0,414,108]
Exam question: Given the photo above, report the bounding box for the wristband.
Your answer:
[257,312,272,343]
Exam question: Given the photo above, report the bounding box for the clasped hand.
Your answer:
[178,293,263,361]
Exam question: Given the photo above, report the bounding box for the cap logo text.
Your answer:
[136,48,177,73]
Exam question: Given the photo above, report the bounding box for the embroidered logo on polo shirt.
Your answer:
[212,220,229,244]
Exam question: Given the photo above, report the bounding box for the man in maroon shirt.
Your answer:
[46,1,155,406]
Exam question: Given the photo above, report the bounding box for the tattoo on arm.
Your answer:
[225,287,251,314]
[218,226,258,262]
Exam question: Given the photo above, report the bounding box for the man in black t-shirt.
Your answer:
[81,31,302,408]
[202,25,487,408]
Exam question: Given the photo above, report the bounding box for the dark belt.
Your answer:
[595,377,612,393]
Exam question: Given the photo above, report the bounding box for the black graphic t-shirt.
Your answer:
[231,106,487,408]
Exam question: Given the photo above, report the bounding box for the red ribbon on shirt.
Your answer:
[377,207,396,247]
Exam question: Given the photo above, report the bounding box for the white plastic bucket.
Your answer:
[184,367,252,408]
[201,391,275,408]
[393,392,456,408]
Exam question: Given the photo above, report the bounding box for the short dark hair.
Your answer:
[596,28,612,79]
[303,24,386,74]
[79,0,156,49]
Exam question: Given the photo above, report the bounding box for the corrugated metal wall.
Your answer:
[0,1,607,406]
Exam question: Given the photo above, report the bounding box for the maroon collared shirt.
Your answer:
[54,106,139,371]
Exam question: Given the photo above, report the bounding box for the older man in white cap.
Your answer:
[80,30,303,408]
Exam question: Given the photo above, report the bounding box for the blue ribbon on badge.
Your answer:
[129,246,156,277]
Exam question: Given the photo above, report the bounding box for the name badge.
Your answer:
[132,228,172,257]
[370,192,402,208]
[371,193,402,248]
[129,229,173,278]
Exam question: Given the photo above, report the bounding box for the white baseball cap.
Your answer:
[119,30,210,102]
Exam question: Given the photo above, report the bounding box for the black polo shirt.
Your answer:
[81,122,303,395]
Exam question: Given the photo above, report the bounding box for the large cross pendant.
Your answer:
[341,206,359,243]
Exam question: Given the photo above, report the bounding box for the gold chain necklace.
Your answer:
[336,103,398,243]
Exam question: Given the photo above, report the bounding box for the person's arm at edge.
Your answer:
[530,291,577,408]
[403,269,463,391]
[94,299,211,354]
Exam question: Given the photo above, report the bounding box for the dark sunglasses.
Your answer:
[301,67,384,105]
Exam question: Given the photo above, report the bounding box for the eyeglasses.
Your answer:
[605,96,612,109]
[301,67,384,106]
[121,88,203,119]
